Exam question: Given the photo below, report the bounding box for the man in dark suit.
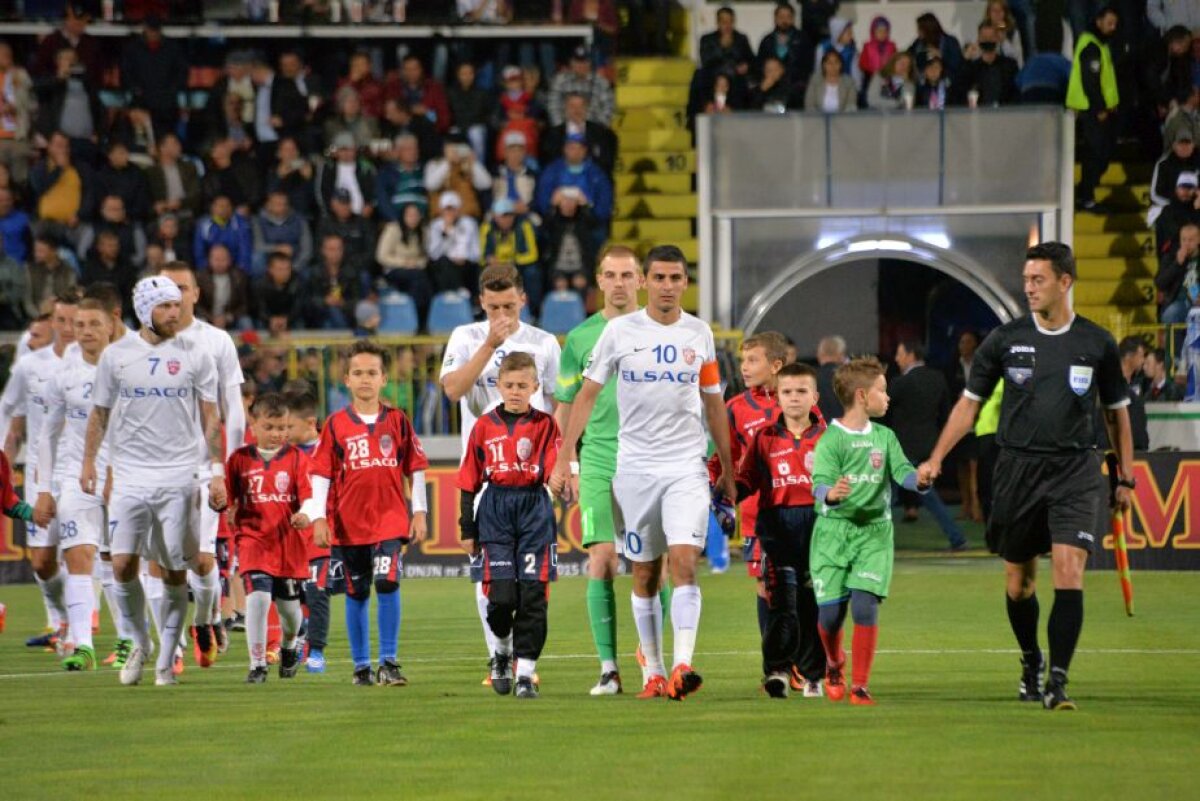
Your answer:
[889,339,967,549]
[815,334,846,419]
[540,93,618,177]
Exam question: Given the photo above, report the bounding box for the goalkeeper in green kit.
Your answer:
[810,356,932,706]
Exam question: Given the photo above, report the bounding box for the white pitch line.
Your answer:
[1,647,1197,680]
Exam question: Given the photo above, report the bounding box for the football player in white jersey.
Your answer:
[33,298,116,670]
[0,292,80,649]
[81,277,227,686]
[551,245,736,701]
[439,265,560,682]
[157,263,246,665]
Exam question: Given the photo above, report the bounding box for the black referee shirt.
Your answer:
[965,314,1129,453]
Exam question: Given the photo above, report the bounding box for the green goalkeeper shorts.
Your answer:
[579,465,619,549]
[809,517,895,603]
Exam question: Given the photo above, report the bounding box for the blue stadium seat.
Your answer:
[539,291,586,334]
[379,291,419,335]
[427,291,474,334]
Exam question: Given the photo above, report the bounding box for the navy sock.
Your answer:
[1047,589,1083,676]
[1006,593,1041,665]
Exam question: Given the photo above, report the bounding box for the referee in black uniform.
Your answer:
[920,242,1134,711]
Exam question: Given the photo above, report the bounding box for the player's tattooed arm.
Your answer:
[80,406,110,495]
[200,400,229,510]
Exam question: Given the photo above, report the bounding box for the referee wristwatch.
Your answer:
[1117,477,1136,490]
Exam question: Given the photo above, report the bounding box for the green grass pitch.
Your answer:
[0,550,1196,801]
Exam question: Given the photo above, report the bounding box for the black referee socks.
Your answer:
[1048,589,1084,675]
[1006,593,1041,664]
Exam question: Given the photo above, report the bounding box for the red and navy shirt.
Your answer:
[458,407,560,493]
[295,437,331,559]
[708,386,779,534]
[310,405,429,546]
[225,444,312,576]
[736,411,826,509]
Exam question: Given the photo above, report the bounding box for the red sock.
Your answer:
[267,603,282,651]
[851,624,878,689]
[817,623,845,669]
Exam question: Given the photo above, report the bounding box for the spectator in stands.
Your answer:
[494,131,539,221]
[425,133,490,219]
[96,140,151,223]
[76,195,147,268]
[1069,6,1120,213]
[202,137,262,216]
[0,41,35,185]
[536,133,612,241]
[33,48,103,163]
[696,71,748,115]
[1144,27,1195,133]
[815,19,862,89]
[1154,171,1200,253]
[29,131,91,229]
[120,17,188,138]
[865,51,917,110]
[304,233,361,330]
[805,49,858,112]
[377,134,429,220]
[699,6,755,78]
[380,99,441,163]
[194,194,253,273]
[751,56,805,111]
[148,132,202,223]
[214,91,255,152]
[1144,347,1184,400]
[756,3,815,91]
[481,197,542,311]
[272,51,314,145]
[254,190,313,275]
[799,0,838,42]
[858,16,896,91]
[390,54,451,134]
[0,186,31,264]
[549,45,616,126]
[254,252,303,335]
[542,186,598,297]
[31,4,104,80]
[338,51,385,120]
[318,132,376,218]
[955,23,1020,106]
[1015,30,1071,105]
[0,245,31,329]
[448,62,493,163]
[908,12,964,79]
[619,0,670,56]
[1162,85,1199,150]
[1149,129,1200,227]
[376,202,432,322]
[148,212,186,263]
[1117,336,1150,450]
[324,87,380,152]
[251,55,281,163]
[82,229,137,302]
[542,93,617,176]
[28,234,78,310]
[1147,0,1200,35]
[204,51,256,148]
[982,0,1025,63]
[267,136,315,220]
[816,334,846,418]
[569,0,621,65]
[495,82,541,169]
[197,244,252,330]
[522,64,552,127]
[316,187,375,266]
[426,190,480,294]
[916,55,952,109]
[1157,221,1200,324]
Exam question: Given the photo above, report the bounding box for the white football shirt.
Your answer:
[584,310,719,475]
[92,333,219,488]
[0,345,76,488]
[175,318,246,471]
[39,350,110,486]
[439,321,561,452]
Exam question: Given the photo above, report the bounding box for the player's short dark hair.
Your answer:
[1147,346,1167,364]
[55,288,81,305]
[833,356,885,409]
[32,312,52,324]
[345,340,389,371]
[250,392,289,419]
[283,387,317,419]
[158,260,196,277]
[742,331,789,365]
[644,244,688,272]
[1025,242,1076,280]
[1118,335,1146,359]
[479,264,523,294]
[898,339,925,361]
[717,6,734,18]
[777,362,818,383]
[241,380,257,399]
[83,282,123,315]
[76,297,107,315]
[498,351,537,377]
[267,251,292,267]
[596,244,641,273]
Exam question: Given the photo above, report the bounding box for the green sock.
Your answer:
[659,581,672,626]
[586,578,617,664]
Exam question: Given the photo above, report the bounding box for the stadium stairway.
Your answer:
[1073,158,1156,338]
[610,56,700,312]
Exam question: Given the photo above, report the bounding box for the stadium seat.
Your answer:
[539,291,586,334]
[379,292,419,335]
[427,291,474,334]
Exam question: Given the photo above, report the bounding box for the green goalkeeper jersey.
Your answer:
[813,420,917,526]
[555,312,619,471]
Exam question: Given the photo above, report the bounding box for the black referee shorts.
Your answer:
[987,449,1105,563]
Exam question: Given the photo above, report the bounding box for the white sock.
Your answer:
[143,574,164,636]
[65,573,95,650]
[601,659,618,675]
[474,582,499,657]
[671,585,702,669]
[276,597,302,650]
[631,593,665,681]
[36,572,68,627]
[247,590,271,668]
[188,568,219,627]
[113,579,150,652]
[155,583,189,674]
[516,658,537,680]
[97,560,127,639]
